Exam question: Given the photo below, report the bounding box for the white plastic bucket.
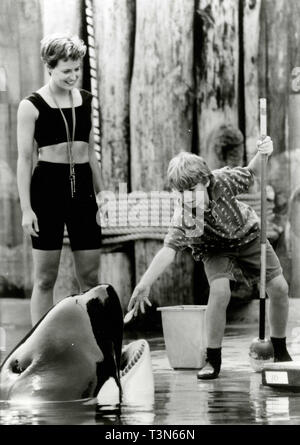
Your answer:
[157,305,207,369]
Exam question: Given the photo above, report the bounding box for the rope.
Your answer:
[97,191,282,244]
[63,186,282,245]
[84,0,101,162]
[101,233,166,245]
[102,227,169,236]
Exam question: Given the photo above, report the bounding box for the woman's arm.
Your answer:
[17,100,39,237]
[88,130,103,195]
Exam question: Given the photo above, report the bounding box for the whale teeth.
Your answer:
[120,342,146,377]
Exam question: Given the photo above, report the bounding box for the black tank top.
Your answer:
[25,89,93,149]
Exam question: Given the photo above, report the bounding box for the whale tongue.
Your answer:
[97,376,120,406]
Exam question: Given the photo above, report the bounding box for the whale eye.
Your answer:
[11,359,24,374]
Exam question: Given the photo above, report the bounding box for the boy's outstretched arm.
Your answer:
[247,136,273,177]
[127,246,176,317]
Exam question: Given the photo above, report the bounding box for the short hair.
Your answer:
[40,34,87,68]
[167,152,212,191]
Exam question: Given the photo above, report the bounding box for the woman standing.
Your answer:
[17,34,102,325]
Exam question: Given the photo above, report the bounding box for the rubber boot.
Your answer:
[271,337,292,362]
[197,347,221,380]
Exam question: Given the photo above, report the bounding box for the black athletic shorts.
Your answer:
[30,161,102,251]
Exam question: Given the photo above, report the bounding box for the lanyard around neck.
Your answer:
[49,85,77,196]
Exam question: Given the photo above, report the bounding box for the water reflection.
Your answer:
[265,397,290,421]
[95,403,155,425]
[249,372,300,424]
[0,400,97,425]
[0,399,155,426]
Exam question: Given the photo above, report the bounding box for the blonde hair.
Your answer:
[40,34,86,68]
[167,152,212,191]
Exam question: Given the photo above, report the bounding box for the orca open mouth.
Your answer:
[96,339,154,408]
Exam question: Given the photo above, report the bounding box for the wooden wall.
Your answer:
[130,0,195,310]
[196,0,239,168]
[0,0,43,298]
[93,0,135,310]
[1,0,300,311]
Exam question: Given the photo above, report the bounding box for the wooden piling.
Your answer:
[93,0,135,309]
[40,0,82,40]
[259,0,289,156]
[130,0,195,309]
[290,187,300,298]
[243,0,262,161]
[195,0,239,168]
[93,0,134,190]
[0,0,42,298]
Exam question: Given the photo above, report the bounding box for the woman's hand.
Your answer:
[22,209,39,237]
[127,282,152,317]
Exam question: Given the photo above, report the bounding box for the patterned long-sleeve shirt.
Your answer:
[164,166,260,261]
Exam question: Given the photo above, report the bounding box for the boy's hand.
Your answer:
[257,136,273,156]
[127,283,152,317]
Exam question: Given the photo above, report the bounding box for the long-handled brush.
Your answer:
[249,98,274,372]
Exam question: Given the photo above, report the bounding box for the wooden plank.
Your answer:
[130,0,194,190]
[0,1,23,296]
[258,0,290,285]
[40,0,81,37]
[93,1,134,303]
[15,1,42,298]
[259,0,289,156]
[0,0,20,104]
[289,187,300,298]
[0,156,22,247]
[287,1,300,297]
[287,0,300,185]
[17,0,43,98]
[0,244,27,296]
[243,0,262,161]
[130,0,195,309]
[94,0,134,189]
[287,69,300,203]
[98,249,133,313]
[196,0,239,168]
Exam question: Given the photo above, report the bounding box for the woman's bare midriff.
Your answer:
[38,141,89,163]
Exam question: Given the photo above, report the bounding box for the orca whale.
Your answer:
[0,284,154,406]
